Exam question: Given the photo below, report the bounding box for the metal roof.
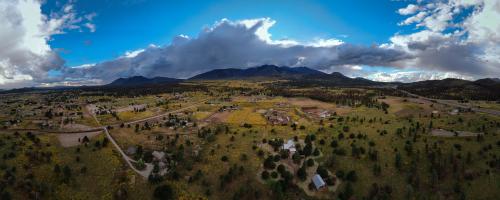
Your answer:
[312,174,326,189]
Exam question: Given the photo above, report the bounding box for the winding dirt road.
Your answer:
[89,99,209,178]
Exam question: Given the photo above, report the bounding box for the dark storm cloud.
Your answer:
[63,18,411,82]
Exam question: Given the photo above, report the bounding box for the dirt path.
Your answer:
[86,98,209,178]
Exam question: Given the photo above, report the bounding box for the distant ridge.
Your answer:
[189,65,326,80]
[399,78,500,100]
[107,76,182,87]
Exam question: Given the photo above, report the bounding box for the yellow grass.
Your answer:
[117,110,154,121]
[226,107,267,125]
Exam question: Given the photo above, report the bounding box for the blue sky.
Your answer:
[0,0,498,88]
[46,0,410,67]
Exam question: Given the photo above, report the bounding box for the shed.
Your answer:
[312,174,326,190]
[126,146,137,155]
[152,151,166,160]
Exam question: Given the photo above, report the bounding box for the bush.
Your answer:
[277,164,286,174]
[307,158,315,167]
[261,171,270,180]
[240,153,248,161]
[153,184,174,200]
[316,166,329,178]
[264,156,276,169]
[313,148,320,156]
[221,155,229,162]
[346,170,357,182]
[271,171,278,178]
[338,182,353,200]
[336,170,345,179]
[297,166,307,181]
[330,140,338,148]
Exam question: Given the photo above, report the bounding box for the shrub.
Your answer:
[153,184,174,200]
[307,158,315,167]
[297,167,307,181]
[261,171,270,180]
[271,171,278,178]
[346,170,357,182]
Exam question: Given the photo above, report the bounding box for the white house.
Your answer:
[283,139,296,154]
[319,110,331,118]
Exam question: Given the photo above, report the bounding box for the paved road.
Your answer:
[397,89,500,116]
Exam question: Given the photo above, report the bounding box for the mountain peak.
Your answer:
[189,65,325,80]
[107,76,182,87]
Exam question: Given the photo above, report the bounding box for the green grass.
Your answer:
[0,132,152,200]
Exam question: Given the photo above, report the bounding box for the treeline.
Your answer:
[0,83,209,98]
[269,88,388,110]
[399,80,500,101]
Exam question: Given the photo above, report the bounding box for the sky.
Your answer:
[0,0,499,89]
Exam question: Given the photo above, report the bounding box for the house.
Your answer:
[152,151,166,161]
[312,174,326,190]
[319,110,331,118]
[283,139,296,154]
[450,109,459,115]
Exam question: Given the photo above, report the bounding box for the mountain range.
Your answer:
[107,76,182,87]
[106,65,499,90]
[110,65,379,87]
[2,65,499,100]
[189,65,325,80]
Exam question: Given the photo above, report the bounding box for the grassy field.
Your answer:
[0,132,153,199]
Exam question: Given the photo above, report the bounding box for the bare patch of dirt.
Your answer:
[114,104,146,113]
[57,131,102,147]
[288,98,336,109]
[204,111,231,123]
[61,123,94,131]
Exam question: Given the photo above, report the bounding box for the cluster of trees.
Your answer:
[271,88,382,108]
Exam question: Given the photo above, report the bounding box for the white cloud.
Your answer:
[392,0,500,78]
[398,4,419,15]
[84,22,96,32]
[0,0,96,87]
[123,49,145,58]
[399,11,427,25]
[308,38,344,47]
[368,70,473,82]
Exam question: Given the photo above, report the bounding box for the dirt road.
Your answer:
[397,89,500,117]
[88,99,209,178]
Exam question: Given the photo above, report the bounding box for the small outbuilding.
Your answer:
[312,174,326,190]
[152,151,166,161]
[126,146,137,155]
[283,139,296,154]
